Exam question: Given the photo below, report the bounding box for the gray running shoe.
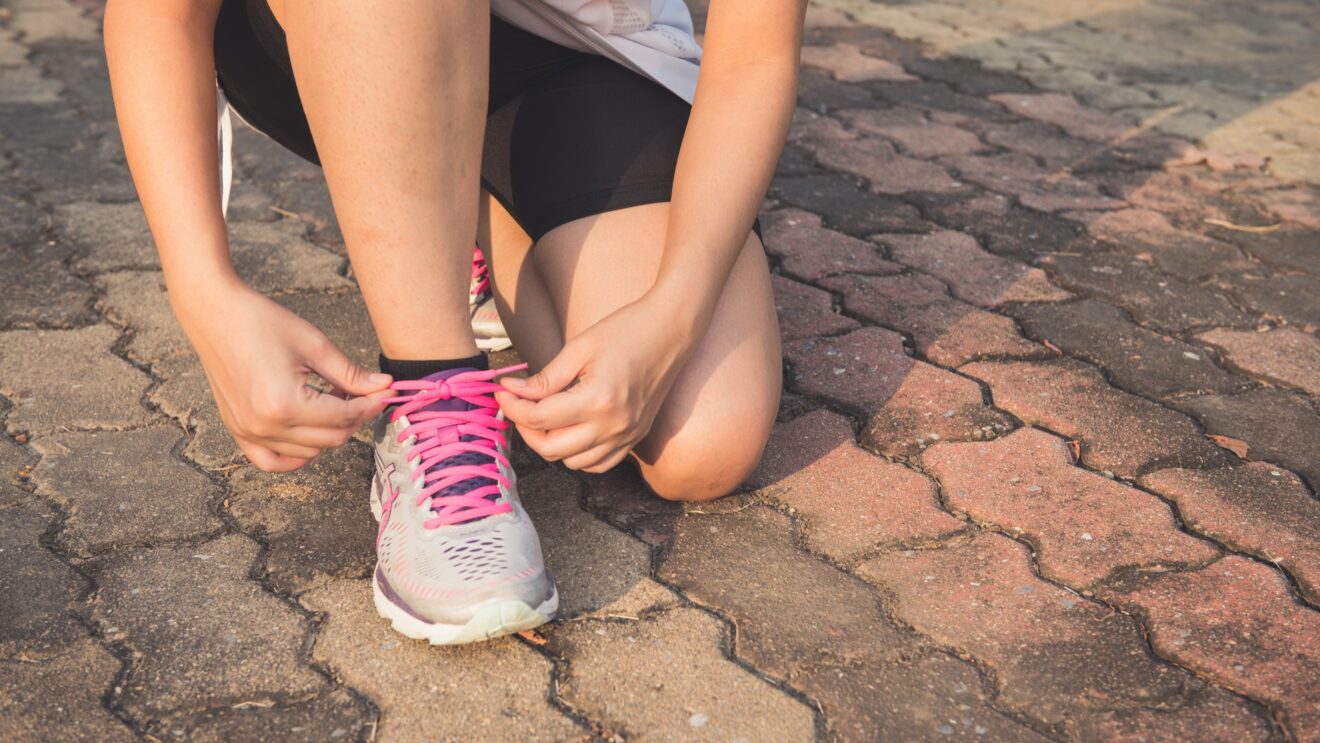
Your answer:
[470,246,512,352]
[371,366,555,644]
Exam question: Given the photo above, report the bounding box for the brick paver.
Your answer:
[2,0,1317,740]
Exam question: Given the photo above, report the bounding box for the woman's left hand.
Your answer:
[495,293,698,473]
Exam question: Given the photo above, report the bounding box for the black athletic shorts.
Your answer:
[214,0,761,242]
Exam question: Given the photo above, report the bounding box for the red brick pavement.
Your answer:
[3,0,1319,740]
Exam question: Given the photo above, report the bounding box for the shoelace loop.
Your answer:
[387,364,526,528]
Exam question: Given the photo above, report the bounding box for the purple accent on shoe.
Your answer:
[376,566,432,623]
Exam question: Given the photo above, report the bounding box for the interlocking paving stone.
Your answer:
[749,409,963,560]
[761,207,900,281]
[225,219,352,293]
[1102,556,1320,740]
[1198,327,1320,399]
[858,533,1244,732]
[660,506,914,679]
[900,56,1035,97]
[0,192,45,246]
[547,608,817,742]
[161,689,370,743]
[797,652,1052,742]
[770,274,859,342]
[801,42,914,83]
[1214,224,1320,275]
[30,425,222,557]
[796,66,882,111]
[872,81,1017,123]
[0,639,135,742]
[1085,208,1253,280]
[838,107,988,157]
[231,123,323,185]
[0,64,62,104]
[518,467,653,617]
[1140,464,1320,605]
[149,355,239,469]
[1039,253,1254,334]
[1171,389,1320,492]
[226,442,375,596]
[1254,185,1320,231]
[303,578,583,741]
[965,119,1094,167]
[0,498,88,659]
[95,271,190,364]
[788,106,858,147]
[810,136,965,194]
[93,534,325,718]
[770,173,929,235]
[1105,170,1275,232]
[580,468,683,547]
[11,143,137,203]
[785,327,1015,459]
[0,434,36,508]
[0,241,96,329]
[878,230,1071,308]
[1011,299,1250,398]
[59,204,348,292]
[920,190,1097,263]
[1074,686,1274,743]
[922,427,1218,588]
[1211,271,1320,329]
[962,358,1228,479]
[55,200,156,272]
[987,92,1130,142]
[269,177,345,254]
[27,38,117,122]
[820,272,1048,365]
[940,152,1123,212]
[0,324,155,435]
[7,0,99,42]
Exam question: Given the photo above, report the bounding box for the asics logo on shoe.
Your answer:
[374,457,399,546]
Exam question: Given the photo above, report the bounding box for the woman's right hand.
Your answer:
[173,276,396,472]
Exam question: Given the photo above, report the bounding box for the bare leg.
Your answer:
[271,0,489,360]
[484,197,782,501]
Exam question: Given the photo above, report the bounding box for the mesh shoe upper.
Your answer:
[372,366,552,624]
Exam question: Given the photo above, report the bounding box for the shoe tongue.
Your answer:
[407,368,483,446]
[415,367,481,409]
[408,368,500,516]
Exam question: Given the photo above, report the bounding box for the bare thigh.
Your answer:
[478,192,782,501]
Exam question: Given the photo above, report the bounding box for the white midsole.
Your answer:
[368,469,554,645]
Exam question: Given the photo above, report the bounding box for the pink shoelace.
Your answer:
[470,245,491,299]
[387,364,525,528]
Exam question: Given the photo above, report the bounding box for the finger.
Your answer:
[497,387,593,432]
[290,386,394,430]
[263,425,357,450]
[512,422,599,463]
[500,341,588,401]
[533,422,602,462]
[302,332,393,396]
[563,442,628,473]
[237,438,314,473]
[262,438,323,460]
[581,447,631,474]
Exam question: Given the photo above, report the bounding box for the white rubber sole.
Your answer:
[368,472,555,645]
[372,572,557,645]
[474,334,513,352]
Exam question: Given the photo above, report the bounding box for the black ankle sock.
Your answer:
[378,352,489,381]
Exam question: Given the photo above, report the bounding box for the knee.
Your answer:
[635,415,773,503]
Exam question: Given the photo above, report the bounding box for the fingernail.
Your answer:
[503,376,524,387]
[369,373,390,384]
